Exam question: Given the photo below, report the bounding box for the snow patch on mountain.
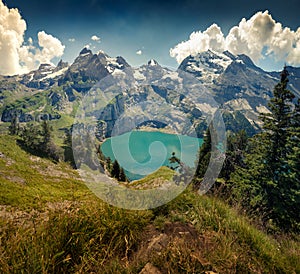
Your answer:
[112,68,126,77]
[80,52,91,57]
[178,50,234,84]
[256,105,271,114]
[196,103,217,114]
[225,99,252,111]
[133,70,146,81]
[107,57,123,68]
[41,67,68,80]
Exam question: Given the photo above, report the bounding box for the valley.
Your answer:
[0,48,299,273]
[1,47,300,140]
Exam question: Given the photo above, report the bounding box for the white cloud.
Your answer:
[0,0,65,75]
[136,49,143,55]
[170,23,225,63]
[170,10,300,66]
[36,31,65,63]
[91,35,101,42]
[18,31,65,73]
[68,38,75,42]
[225,11,278,62]
[0,0,26,75]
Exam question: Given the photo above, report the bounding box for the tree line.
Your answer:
[96,144,127,182]
[9,118,128,181]
[9,118,62,162]
[195,66,300,232]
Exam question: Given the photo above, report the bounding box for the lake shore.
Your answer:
[134,126,177,135]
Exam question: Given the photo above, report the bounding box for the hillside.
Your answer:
[0,135,299,273]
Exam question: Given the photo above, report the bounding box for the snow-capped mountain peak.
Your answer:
[178,50,235,84]
[148,59,159,66]
[20,63,61,88]
[79,47,93,56]
[4,47,300,139]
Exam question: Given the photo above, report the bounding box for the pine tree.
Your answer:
[8,113,19,135]
[231,132,270,210]
[84,131,98,170]
[41,120,52,145]
[20,123,42,151]
[63,128,75,167]
[40,120,60,161]
[284,98,300,230]
[119,167,127,182]
[64,128,72,147]
[195,127,211,178]
[259,66,295,227]
[232,66,298,231]
[109,160,127,181]
[111,160,121,179]
[220,130,247,181]
[168,152,181,170]
[96,144,106,166]
[20,121,61,162]
[106,157,112,173]
[260,66,295,177]
[288,99,300,175]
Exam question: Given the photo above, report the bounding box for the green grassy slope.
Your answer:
[0,135,299,273]
[0,135,91,209]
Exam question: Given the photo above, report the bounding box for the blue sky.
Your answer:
[2,0,300,73]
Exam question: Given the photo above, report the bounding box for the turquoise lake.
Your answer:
[101,131,203,181]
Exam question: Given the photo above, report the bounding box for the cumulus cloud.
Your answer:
[0,0,26,75]
[0,0,65,75]
[170,10,300,66]
[91,35,101,42]
[18,31,65,73]
[170,24,225,63]
[136,49,143,55]
[36,31,65,63]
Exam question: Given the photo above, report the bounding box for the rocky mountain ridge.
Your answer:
[1,48,299,137]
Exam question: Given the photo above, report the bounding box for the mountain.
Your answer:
[21,61,69,89]
[59,48,130,92]
[178,50,234,84]
[1,48,300,137]
[0,48,132,124]
[178,50,299,133]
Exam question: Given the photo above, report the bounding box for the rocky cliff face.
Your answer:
[58,48,130,92]
[177,50,298,132]
[1,48,300,137]
[21,62,69,89]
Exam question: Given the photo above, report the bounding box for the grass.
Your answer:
[0,201,152,273]
[145,190,300,273]
[0,78,37,111]
[0,134,299,273]
[49,114,75,145]
[0,135,91,209]
[128,166,174,188]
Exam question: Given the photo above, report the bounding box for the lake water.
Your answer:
[101,131,203,181]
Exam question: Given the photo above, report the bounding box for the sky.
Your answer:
[1,0,300,75]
